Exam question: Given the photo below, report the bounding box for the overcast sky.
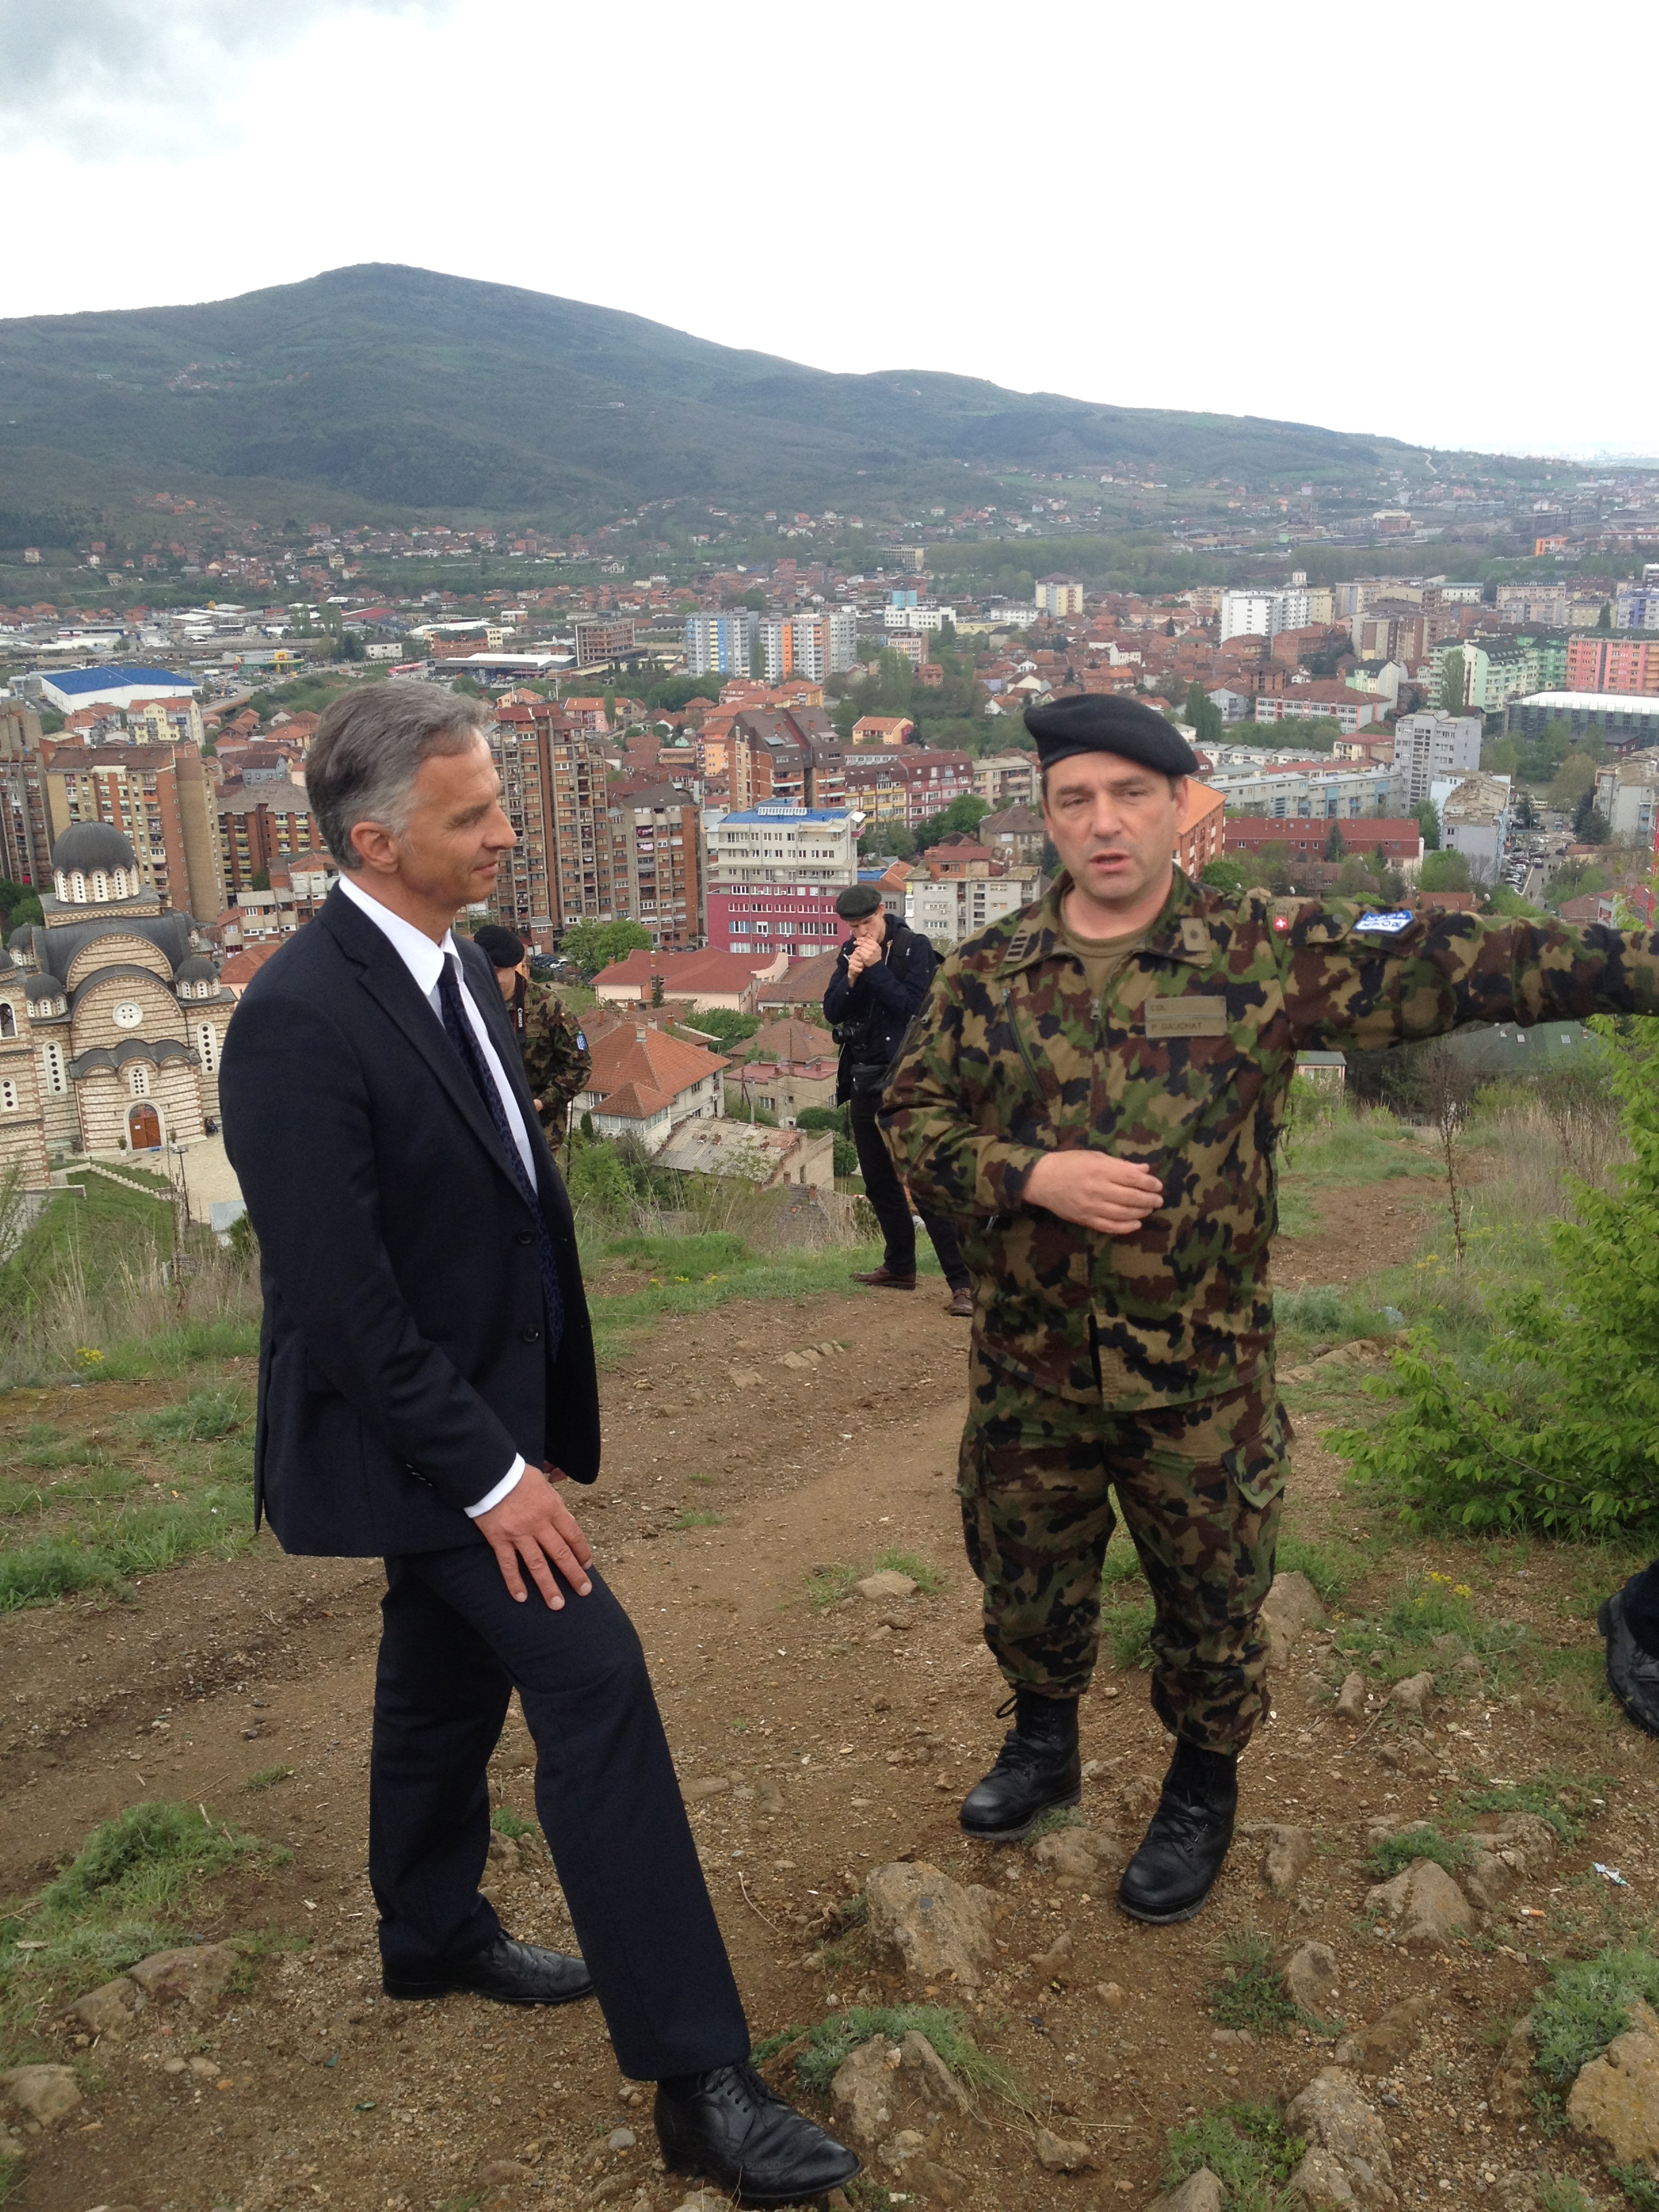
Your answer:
[2,0,1652,464]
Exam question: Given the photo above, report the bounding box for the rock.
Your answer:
[899,2030,972,2116]
[72,1974,146,2041]
[1489,2014,1535,2120]
[1262,1824,1315,1896]
[606,2126,636,2150]
[680,1776,731,1803]
[0,2064,81,2126]
[729,1369,763,1389]
[1389,1672,1435,1719]
[1334,1995,1430,2075]
[479,2157,533,2184]
[1566,1996,1659,2167]
[914,2158,971,2205]
[1033,1828,1099,1879]
[1334,1673,1368,1723]
[0,2130,24,2166]
[1462,1843,1524,1912]
[880,2127,927,2169]
[865,1861,996,1988]
[1097,1981,1127,2010]
[126,1942,237,2013]
[1147,2170,1225,2212]
[487,1830,520,1870]
[1364,1858,1473,1950]
[855,1570,918,1603]
[1029,1927,1074,1982]
[1114,1774,1161,1826]
[830,2036,897,2148]
[755,1776,783,1815]
[1284,2069,1395,2205]
[1282,1940,1340,2013]
[1494,1810,1560,1862]
[780,1349,821,1370]
[1284,2146,1359,2207]
[1260,1572,1328,1669]
[1034,2125,1094,2173]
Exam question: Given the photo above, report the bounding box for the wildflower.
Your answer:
[1454,1583,1473,1599]
[75,1347,105,1369]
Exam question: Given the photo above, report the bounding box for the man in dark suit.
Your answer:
[220,684,855,2207]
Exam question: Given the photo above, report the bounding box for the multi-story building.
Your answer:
[840,747,976,830]
[1496,583,1570,627]
[880,603,957,633]
[550,730,624,928]
[1204,760,1399,819]
[1565,634,1659,696]
[1176,783,1225,878]
[0,705,50,888]
[216,777,323,899]
[972,751,1038,808]
[1223,816,1424,872]
[1033,576,1085,618]
[1507,691,1659,749]
[573,614,638,670]
[1593,749,1659,844]
[685,610,758,680]
[1250,685,1385,735]
[487,707,560,949]
[40,742,222,918]
[1435,771,1512,885]
[752,613,858,686]
[1615,573,1659,632]
[611,782,701,950]
[906,869,1041,945]
[704,802,859,958]
[1391,711,1483,808]
[1220,587,1311,644]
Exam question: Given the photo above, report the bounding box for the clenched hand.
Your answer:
[1023,1151,1163,1235]
[475,1462,594,1607]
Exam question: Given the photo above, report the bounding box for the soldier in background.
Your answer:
[472,925,592,1138]
[883,691,1659,1927]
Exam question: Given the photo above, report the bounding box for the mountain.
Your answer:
[0,262,1428,530]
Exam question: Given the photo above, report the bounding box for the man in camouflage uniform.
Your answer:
[473,925,592,1138]
[882,691,1659,1924]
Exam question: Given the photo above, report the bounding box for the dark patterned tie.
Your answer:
[436,956,565,1359]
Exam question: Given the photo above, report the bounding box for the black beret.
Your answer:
[835,884,884,920]
[1025,693,1200,778]
[473,924,526,969]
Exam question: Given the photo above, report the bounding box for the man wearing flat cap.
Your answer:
[883,687,1659,1925]
[825,883,972,1315]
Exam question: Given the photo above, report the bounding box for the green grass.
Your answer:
[0,1801,280,2064]
[1532,1945,1659,2087]
[1538,2175,1595,2212]
[0,1475,258,1612]
[1275,1528,1369,1607]
[241,1765,294,1793]
[1162,2100,1306,2212]
[136,1387,249,1443]
[806,1549,943,1610]
[1102,1593,1155,1671]
[672,1511,724,1530]
[761,2004,1017,2104]
[873,1548,943,1594]
[1366,1824,1468,1880]
[0,1174,173,1322]
[579,1230,888,1367]
[1608,2167,1659,2212]
[1203,1931,1299,2037]
[1328,1574,1529,1693]
[491,1806,537,1842]
[1452,1771,1601,1845]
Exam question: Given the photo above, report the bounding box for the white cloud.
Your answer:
[0,0,1654,459]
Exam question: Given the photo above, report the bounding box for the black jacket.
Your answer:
[823,917,939,1105]
[219,887,600,1559]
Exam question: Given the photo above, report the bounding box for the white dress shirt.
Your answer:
[337,872,530,1517]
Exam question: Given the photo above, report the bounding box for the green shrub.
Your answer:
[785,2005,1014,2102]
[1532,1946,1659,2086]
[1163,2101,1305,2212]
[138,1388,249,1443]
[1204,1931,1298,2036]
[1366,1824,1467,1880]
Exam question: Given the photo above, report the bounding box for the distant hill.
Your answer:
[0,262,1436,530]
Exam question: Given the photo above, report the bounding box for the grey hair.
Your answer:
[307,684,490,869]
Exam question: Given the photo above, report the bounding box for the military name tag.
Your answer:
[1352,909,1414,935]
[1144,997,1229,1038]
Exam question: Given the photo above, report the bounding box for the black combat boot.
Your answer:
[959,1691,1081,1842]
[1117,1737,1238,1925]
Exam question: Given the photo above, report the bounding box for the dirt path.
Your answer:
[2,1214,1656,2212]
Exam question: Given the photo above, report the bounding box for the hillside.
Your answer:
[0,262,1433,530]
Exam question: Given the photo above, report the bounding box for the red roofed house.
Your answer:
[575,1022,727,1152]
[1223,816,1424,871]
[1176,781,1225,878]
[592,945,789,1012]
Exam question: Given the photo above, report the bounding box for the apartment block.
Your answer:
[704,803,859,958]
[573,615,638,669]
[906,869,1040,944]
[41,741,222,917]
[1391,711,1483,808]
[685,610,758,680]
[487,710,560,948]
[550,731,624,926]
[1251,685,1384,735]
[1034,576,1085,618]
[1565,634,1659,696]
[0,707,49,888]
[972,751,1038,808]
[611,782,701,950]
[217,777,324,899]
[840,747,975,830]
[1220,586,1311,643]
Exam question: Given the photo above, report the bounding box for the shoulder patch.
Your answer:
[1179,916,1212,955]
[1351,909,1415,935]
[1270,898,1307,935]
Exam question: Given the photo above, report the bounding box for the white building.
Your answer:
[1219,587,1311,644]
[881,605,958,632]
[685,610,758,679]
[1435,771,1512,885]
[1593,748,1659,843]
[1392,710,1483,808]
[1204,760,1400,820]
[905,871,1040,947]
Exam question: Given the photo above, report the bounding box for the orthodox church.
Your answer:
[0,819,232,1185]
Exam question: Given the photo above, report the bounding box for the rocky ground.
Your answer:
[0,1179,1656,2212]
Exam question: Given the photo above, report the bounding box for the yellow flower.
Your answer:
[1454,1584,1473,1599]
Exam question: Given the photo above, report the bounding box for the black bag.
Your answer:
[848,1059,893,1097]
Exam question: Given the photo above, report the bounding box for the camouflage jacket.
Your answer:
[882,869,1659,1410]
[518,981,592,1131]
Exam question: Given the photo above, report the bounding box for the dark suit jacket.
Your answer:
[219,886,600,1557]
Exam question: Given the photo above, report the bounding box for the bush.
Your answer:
[1163,2102,1305,2212]
[1332,1029,1659,1540]
[1532,1946,1659,2087]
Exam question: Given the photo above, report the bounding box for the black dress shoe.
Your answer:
[851,1265,916,1289]
[655,2062,860,2208]
[382,1932,594,2006]
[1118,1738,1238,1925]
[1600,1583,1659,1739]
[959,1689,1081,1842]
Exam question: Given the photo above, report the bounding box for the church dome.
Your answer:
[52,822,138,875]
[25,974,64,1004]
[9,925,35,955]
[175,954,218,983]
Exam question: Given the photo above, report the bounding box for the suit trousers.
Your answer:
[369,1543,750,2081]
[850,1088,968,1289]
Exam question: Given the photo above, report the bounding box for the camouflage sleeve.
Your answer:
[880,951,1046,1220]
[523,993,593,1122]
[1282,902,1659,1053]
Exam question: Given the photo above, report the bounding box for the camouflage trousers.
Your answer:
[958,1343,1290,1755]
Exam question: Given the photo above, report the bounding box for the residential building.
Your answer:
[572,614,638,669]
[550,730,624,928]
[1593,749,1659,844]
[979,803,1046,867]
[1392,711,1483,808]
[972,752,1038,807]
[1219,586,1310,644]
[1507,692,1659,747]
[840,748,975,830]
[1251,684,1384,734]
[685,610,758,680]
[905,870,1041,945]
[1206,760,1399,819]
[1223,817,1424,873]
[850,716,914,747]
[880,604,956,632]
[1436,772,1511,884]
[611,783,701,950]
[487,706,561,949]
[725,1033,839,1126]
[1565,634,1659,696]
[1176,783,1225,878]
[1034,576,1085,618]
[657,1118,834,1189]
[216,776,323,899]
[41,741,223,918]
[591,945,790,1012]
[1615,579,1659,632]
[705,803,860,958]
[0,706,49,887]
[1496,583,1570,627]
[573,1021,726,1153]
